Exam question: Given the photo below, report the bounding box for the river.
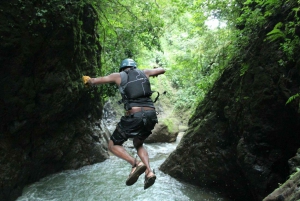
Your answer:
[16,132,229,201]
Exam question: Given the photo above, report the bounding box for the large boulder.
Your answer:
[0,1,109,200]
[145,118,179,143]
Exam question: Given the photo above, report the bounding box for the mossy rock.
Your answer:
[145,118,179,143]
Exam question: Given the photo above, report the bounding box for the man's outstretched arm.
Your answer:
[82,73,121,86]
[143,68,166,78]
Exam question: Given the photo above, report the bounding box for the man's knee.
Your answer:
[133,138,143,149]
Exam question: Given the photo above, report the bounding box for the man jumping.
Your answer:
[82,58,165,189]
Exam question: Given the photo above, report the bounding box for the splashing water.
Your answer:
[17,138,229,201]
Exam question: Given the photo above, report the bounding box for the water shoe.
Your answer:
[126,161,146,186]
[144,169,156,190]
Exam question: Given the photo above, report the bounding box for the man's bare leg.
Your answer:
[108,140,136,167]
[133,138,155,177]
[109,139,147,185]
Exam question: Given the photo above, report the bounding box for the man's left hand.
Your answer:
[82,76,91,85]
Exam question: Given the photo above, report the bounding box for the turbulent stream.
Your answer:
[16,136,229,201]
[16,106,229,201]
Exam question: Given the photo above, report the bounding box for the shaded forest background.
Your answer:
[87,0,300,121]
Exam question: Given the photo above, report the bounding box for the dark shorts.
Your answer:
[110,110,158,145]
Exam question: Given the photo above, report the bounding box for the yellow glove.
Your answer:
[82,76,91,85]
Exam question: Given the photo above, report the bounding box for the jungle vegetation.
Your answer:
[91,0,300,117]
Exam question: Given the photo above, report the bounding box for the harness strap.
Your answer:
[152,91,160,103]
[141,107,147,126]
[118,68,160,108]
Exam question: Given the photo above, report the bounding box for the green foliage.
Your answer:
[90,0,164,74]
[234,0,300,67]
[82,0,300,120]
[265,22,285,42]
[156,0,234,112]
[79,0,166,99]
[286,93,300,105]
[5,0,300,129]
[265,6,300,63]
[240,63,249,76]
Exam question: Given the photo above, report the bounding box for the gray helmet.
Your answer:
[119,58,137,72]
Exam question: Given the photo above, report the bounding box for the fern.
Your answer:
[265,22,285,42]
[286,93,300,105]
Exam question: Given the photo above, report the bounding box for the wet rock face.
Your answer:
[160,8,300,201]
[263,170,300,201]
[0,1,109,200]
[264,150,300,201]
[288,149,300,174]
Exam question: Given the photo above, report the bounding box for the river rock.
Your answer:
[263,170,300,201]
[263,150,300,201]
[145,118,179,143]
[288,148,300,174]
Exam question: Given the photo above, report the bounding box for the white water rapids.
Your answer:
[16,133,229,201]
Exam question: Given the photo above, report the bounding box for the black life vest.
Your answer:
[119,68,159,110]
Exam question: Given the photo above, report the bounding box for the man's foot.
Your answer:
[126,161,147,186]
[144,170,156,190]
